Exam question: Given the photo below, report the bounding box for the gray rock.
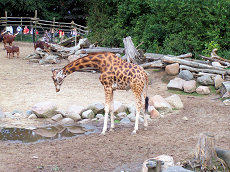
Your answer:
[11,110,22,115]
[59,118,75,125]
[87,103,104,114]
[215,147,230,168]
[96,114,104,119]
[113,101,128,114]
[120,117,131,124]
[82,110,95,119]
[116,112,127,119]
[128,104,136,114]
[5,112,14,118]
[78,119,91,124]
[163,166,193,172]
[31,101,57,118]
[51,114,63,121]
[197,75,214,86]
[26,110,33,115]
[28,114,37,119]
[179,70,193,81]
[167,78,184,91]
[165,94,184,110]
[223,99,230,106]
[66,105,84,121]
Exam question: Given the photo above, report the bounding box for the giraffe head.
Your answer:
[51,69,65,92]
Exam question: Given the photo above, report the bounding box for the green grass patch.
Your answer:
[168,89,204,96]
[114,119,120,123]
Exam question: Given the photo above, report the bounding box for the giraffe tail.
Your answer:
[145,96,149,113]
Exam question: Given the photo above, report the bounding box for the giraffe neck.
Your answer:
[62,53,108,75]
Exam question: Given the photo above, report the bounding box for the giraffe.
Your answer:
[51,52,149,135]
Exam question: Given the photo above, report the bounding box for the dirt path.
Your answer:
[0,42,229,172]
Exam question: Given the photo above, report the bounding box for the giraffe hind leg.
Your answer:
[109,91,115,132]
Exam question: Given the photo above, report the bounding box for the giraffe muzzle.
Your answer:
[56,88,60,92]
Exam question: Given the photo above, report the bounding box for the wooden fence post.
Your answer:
[5,11,7,27]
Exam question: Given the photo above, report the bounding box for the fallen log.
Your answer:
[140,60,164,68]
[75,47,125,55]
[145,53,192,61]
[162,55,228,71]
[180,65,227,75]
[199,55,230,66]
[220,81,230,97]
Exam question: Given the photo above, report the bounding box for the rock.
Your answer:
[163,166,193,172]
[154,155,174,170]
[78,119,91,124]
[196,86,210,95]
[223,99,230,106]
[165,94,184,110]
[31,101,57,118]
[11,110,22,115]
[39,55,60,65]
[87,103,104,114]
[26,110,33,115]
[51,114,63,121]
[113,101,128,114]
[165,63,180,75]
[5,112,14,118]
[148,106,160,118]
[197,75,214,86]
[28,114,38,119]
[68,54,80,63]
[220,81,230,97]
[128,104,136,114]
[66,105,84,121]
[215,147,230,169]
[116,112,127,119]
[179,70,193,81]
[149,95,173,115]
[59,118,75,125]
[167,78,184,91]
[82,110,95,119]
[222,91,230,98]
[127,113,143,122]
[120,117,131,124]
[214,75,224,89]
[13,113,26,118]
[183,80,196,93]
[182,116,188,121]
[96,114,104,119]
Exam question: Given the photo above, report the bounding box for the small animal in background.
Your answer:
[5,46,19,58]
[34,41,50,52]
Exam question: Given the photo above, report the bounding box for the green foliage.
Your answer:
[87,0,230,59]
[202,41,220,56]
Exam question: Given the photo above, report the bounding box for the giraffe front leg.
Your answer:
[101,87,112,135]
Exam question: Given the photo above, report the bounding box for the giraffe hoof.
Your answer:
[100,131,106,136]
[131,130,137,135]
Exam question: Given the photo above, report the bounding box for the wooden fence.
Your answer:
[0,11,88,42]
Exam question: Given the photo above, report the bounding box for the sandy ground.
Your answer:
[0,42,229,172]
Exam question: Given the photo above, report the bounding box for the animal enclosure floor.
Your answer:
[0,42,229,172]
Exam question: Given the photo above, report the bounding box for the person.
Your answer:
[6,26,13,35]
[16,26,22,34]
[23,26,29,34]
[71,28,77,37]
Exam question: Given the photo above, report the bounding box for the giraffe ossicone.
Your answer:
[51,52,149,135]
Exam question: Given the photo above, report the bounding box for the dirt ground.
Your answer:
[0,42,229,172]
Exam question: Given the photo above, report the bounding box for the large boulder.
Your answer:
[183,80,197,93]
[196,86,210,95]
[65,105,84,121]
[87,103,104,114]
[165,63,179,75]
[197,75,214,86]
[31,101,57,118]
[113,101,128,114]
[165,94,184,110]
[214,75,224,89]
[167,78,184,91]
[179,70,193,81]
[82,110,95,119]
[149,95,173,115]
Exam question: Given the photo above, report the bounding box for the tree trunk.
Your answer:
[123,36,140,64]
[180,65,227,75]
[75,47,125,55]
[220,81,230,97]
[189,133,228,171]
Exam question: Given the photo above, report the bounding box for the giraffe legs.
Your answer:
[132,93,142,135]
[110,91,115,132]
[101,87,113,135]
